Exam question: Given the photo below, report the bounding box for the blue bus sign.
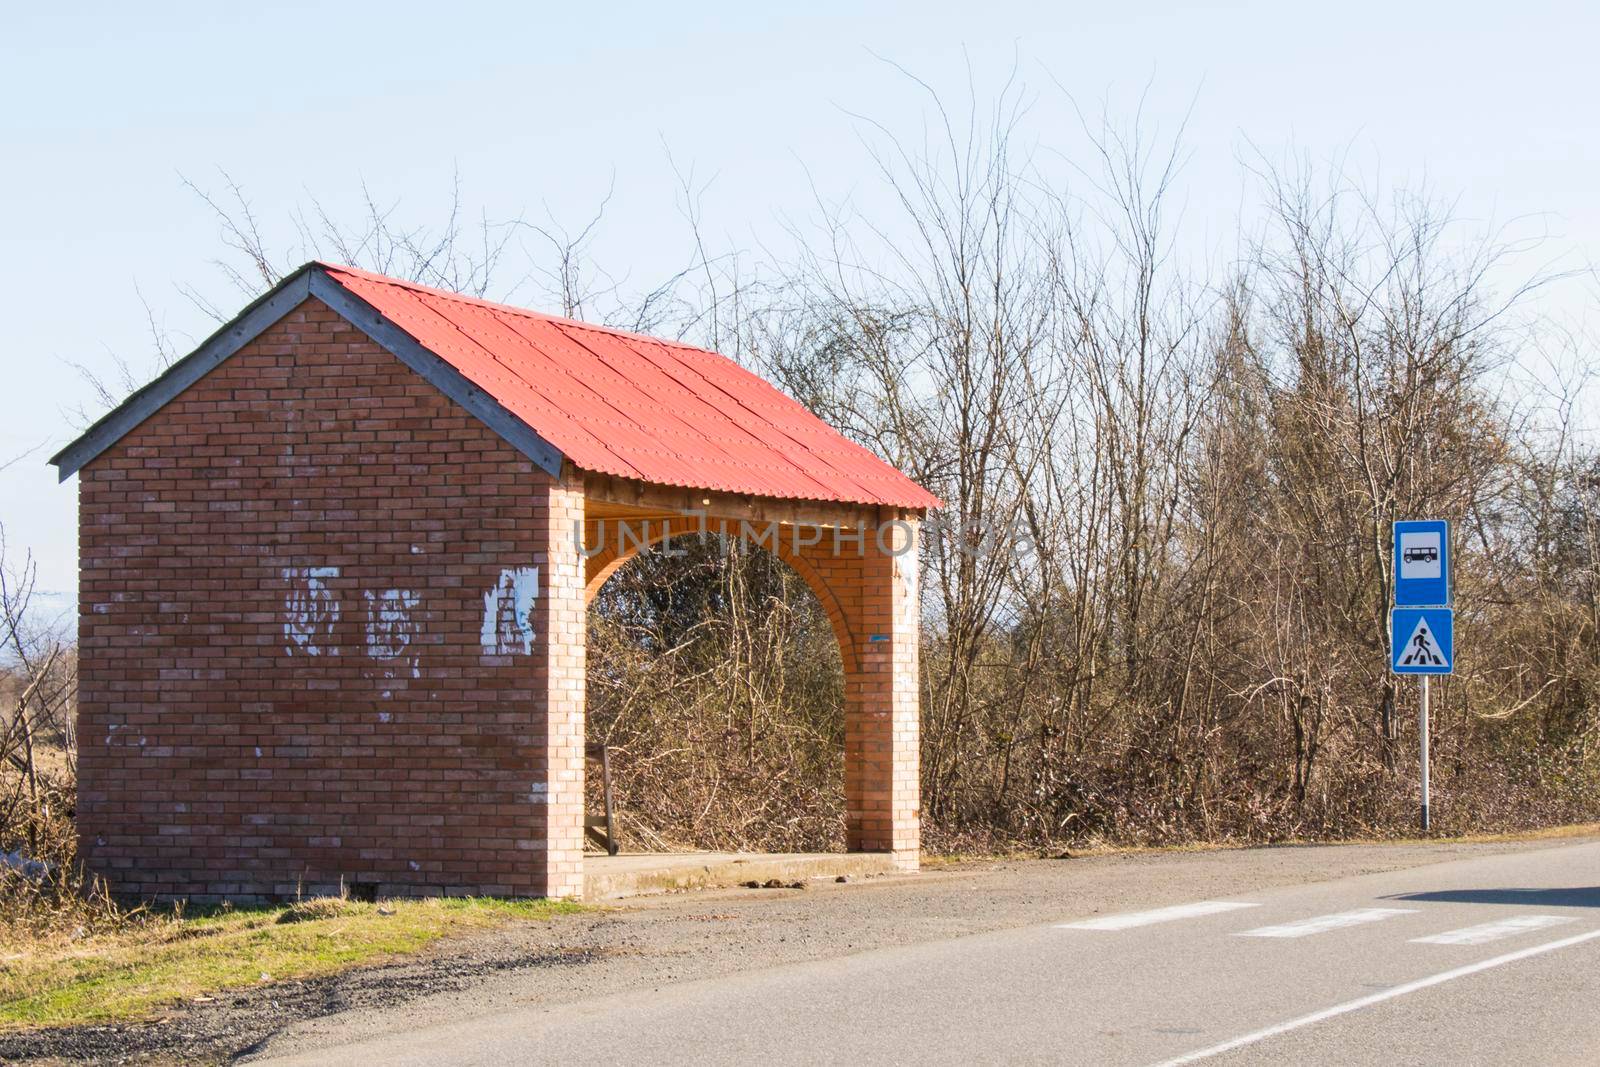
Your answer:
[1393,520,1450,607]
[1391,607,1453,675]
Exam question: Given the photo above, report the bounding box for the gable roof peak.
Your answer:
[51,262,939,512]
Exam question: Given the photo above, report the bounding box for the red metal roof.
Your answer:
[318,263,939,510]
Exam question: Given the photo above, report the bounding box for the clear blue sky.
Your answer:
[3,0,1596,618]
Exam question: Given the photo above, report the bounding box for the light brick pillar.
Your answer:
[844,513,920,867]
[538,469,587,898]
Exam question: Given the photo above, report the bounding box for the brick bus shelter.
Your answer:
[50,263,935,901]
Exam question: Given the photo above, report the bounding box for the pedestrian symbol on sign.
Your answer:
[1397,616,1445,667]
[1391,607,1453,676]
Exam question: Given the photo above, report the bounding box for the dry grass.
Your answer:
[0,748,586,1033]
[0,895,582,1031]
[920,820,1600,867]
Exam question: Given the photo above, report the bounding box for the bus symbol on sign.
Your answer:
[1393,520,1449,605]
[1399,532,1441,579]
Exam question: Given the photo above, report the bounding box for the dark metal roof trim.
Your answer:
[49,268,313,481]
[49,264,564,481]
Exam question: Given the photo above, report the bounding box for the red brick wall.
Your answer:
[76,296,580,901]
[791,517,920,860]
[535,479,587,899]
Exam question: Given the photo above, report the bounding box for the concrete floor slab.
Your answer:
[583,851,903,900]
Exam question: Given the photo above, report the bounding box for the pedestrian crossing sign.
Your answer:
[1391,607,1453,675]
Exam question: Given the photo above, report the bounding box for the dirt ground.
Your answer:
[3,836,1590,1065]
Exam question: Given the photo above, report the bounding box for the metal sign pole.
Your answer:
[1393,519,1451,833]
[1419,676,1431,831]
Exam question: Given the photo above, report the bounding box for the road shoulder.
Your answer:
[5,835,1593,1065]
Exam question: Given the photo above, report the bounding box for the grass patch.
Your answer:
[0,895,582,1031]
[922,820,1600,866]
[1357,820,1600,848]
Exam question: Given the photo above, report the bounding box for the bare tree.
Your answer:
[42,71,1600,862]
[1,526,76,858]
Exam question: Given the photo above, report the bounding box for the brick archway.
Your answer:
[561,475,921,882]
[582,517,860,675]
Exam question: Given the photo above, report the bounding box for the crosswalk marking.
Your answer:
[1056,900,1259,931]
[1151,927,1600,1066]
[1238,907,1417,939]
[1410,914,1574,945]
[1058,900,1587,951]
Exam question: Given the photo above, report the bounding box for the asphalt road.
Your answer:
[257,839,1600,1066]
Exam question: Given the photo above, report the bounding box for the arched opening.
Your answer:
[585,531,849,853]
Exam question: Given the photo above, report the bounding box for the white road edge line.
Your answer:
[1411,914,1573,946]
[1237,907,1416,939]
[1148,926,1600,1067]
[1056,901,1259,931]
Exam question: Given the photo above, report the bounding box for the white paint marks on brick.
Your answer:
[528,781,549,803]
[378,711,392,723]
[254,747,262,758]
[481,567,539,655]
[364,588,421,678]
[408,860,421,871]
[282,566,340,656]
[105,723,147,748]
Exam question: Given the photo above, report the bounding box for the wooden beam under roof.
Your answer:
[582,472,918,530]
